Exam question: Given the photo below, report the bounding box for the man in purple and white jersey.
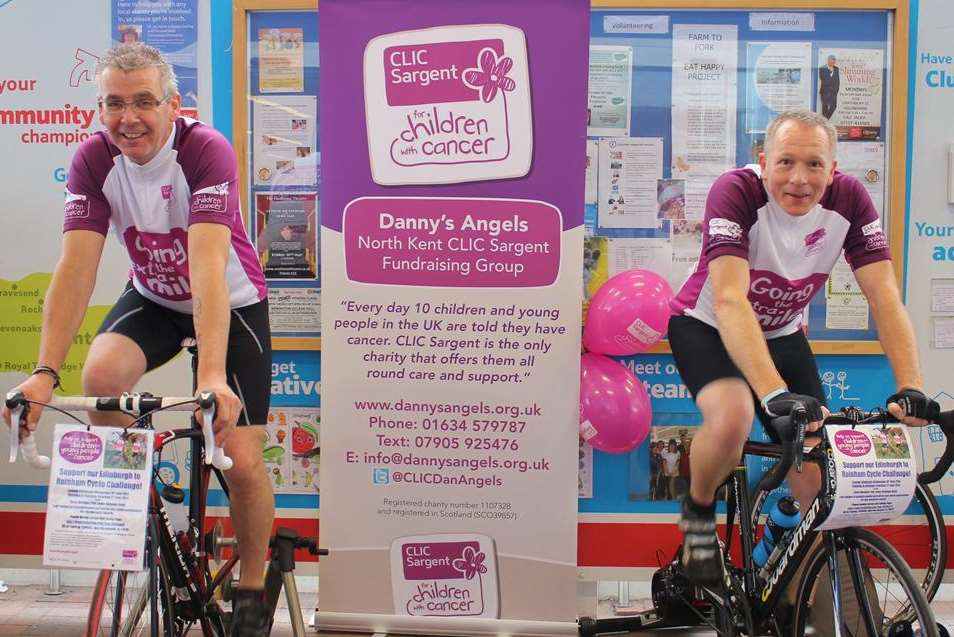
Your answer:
[668,110,938,587]
[1,44,273,635]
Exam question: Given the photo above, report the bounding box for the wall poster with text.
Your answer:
[247,10,321,338]
[255,192,318,280]
[319,1,588,635]
[112,0,199,115]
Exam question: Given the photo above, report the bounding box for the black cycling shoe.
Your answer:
[231,588,270,637]
[678,496,723,586]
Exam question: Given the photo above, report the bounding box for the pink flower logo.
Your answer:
[463,48,516,103]
[452,546,488,580]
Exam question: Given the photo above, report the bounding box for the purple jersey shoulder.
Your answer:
[822,170,890,267]
[63,132,120,233]
[173,119,237,193]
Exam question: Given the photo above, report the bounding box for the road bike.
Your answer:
[6,347,324,636]
[578,407,954,637]
[750,406,954,614]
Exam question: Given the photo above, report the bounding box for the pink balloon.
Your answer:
[584,269,673,356]
[579,353,652,454]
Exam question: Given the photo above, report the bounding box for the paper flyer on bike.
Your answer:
[816,424,917,530]
[43,425,153,571]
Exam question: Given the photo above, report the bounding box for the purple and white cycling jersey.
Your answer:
[671,166,890,338]
[62,117,266,313]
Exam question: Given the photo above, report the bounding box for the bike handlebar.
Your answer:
[755,412,803,492]
[917,409,954,484]
[760,406,954,491]
[5,391,233,472]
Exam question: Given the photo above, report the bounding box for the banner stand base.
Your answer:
[316,612,579,636]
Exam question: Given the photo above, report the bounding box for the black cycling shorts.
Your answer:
[668,314,826,442]
[96,283,272,426]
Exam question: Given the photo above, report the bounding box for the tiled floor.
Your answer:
[0,583,952,635]
[0,583,315,636]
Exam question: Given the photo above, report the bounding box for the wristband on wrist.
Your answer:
[760,387,788,412]
[31,365,61,389]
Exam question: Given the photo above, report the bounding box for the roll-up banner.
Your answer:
[318,1,588,634]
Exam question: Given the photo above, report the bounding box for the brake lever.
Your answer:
[5,391,51,469]
[197,392,233,471]
[6,391,24,464]
[793,412,807,473]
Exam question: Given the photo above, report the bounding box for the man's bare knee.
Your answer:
[82,334,145,394]
[223,428,267,488]
[697,379,754,447]
[707,417,751,448]
[82,360,131,396]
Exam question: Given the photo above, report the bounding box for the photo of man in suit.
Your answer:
[819,54,840,119]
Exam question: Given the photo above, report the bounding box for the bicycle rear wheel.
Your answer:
[791,528,938,637]
[751,481,946,602]
[86,566,176,637]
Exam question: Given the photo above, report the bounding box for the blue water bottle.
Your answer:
[753,496,800,569]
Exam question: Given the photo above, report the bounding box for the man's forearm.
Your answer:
[872,297,923,391]
[855,260,924,391]
[37,258,97,372]
[192,280,231,386]
[714,297,785,398]
[187,223,235,388]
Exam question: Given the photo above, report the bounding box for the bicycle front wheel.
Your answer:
[791,528,938,637]
[86,567,177,637]
[751,480,946,602]
[869,482,947,601]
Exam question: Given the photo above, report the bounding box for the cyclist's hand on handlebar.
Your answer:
[764,392,826,432]
[2,374,54,437]
[886,388,939,426]
[196,380,241,445]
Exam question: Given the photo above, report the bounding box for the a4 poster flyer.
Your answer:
[319,1,588,635]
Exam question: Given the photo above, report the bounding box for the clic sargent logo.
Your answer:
[390,535,500,619]
[861,219,887,251]
[708,218,743,243]
[64,188,89,219]
[365,24,533,185]
[861,219,882,236]
[190,181,229,215]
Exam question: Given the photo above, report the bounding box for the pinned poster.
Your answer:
[816,425,917,530]
[320,1,587,635]
[112,0,199,114]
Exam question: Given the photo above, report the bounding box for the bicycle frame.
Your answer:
[89,401,236,636]
[578,408,953,637]
[721,441,832,632]
[148,423,235,635]
[7,356,320,635]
